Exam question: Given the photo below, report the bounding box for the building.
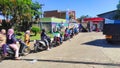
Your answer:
[40,17,68,33]
[97,10,117,20]
[44,10,76,19]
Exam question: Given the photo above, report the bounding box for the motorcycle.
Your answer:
[34,40,48,52]
[34,37,51,52]
[52,36,61,47]
[18,39,31,56]
[73,27,79,35]
[69,28,74,38]
[0,38,30,60]
[64,33,70,41]
[52,32,63,47]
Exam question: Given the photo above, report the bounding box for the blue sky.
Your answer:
[34,0,119,18]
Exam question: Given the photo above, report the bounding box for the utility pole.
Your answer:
[40,4,45,29]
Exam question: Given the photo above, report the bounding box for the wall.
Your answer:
[41,22,51,32]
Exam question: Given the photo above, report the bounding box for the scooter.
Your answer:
[73,27,79,35]
[34,39,48,52]
[0,38,30,60]
[64,33,70,41]
[18,39,30,56]
[69,28,74,38]
[52,36,61,47]
[0,44,15,59]
[34,37,51,52]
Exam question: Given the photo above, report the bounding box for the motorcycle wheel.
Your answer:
[0,54,2,61]
[56,41,60,46]
[64,37,67,41]
[22,46,30,56]
[38,43,48,50]
[34,44,39,53]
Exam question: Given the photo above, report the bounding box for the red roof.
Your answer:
[84,17,104,22]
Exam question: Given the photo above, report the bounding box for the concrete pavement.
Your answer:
[0,32,120,68]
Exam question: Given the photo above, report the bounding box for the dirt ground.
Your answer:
[0,32,120,68]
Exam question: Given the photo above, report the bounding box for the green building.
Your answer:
[40,17,68,33]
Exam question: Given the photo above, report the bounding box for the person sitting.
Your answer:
[6,29,20,60]
[24,30,30,47]
[0,29,7,57]
[69,28,74,38]
[40,29,51,50]
[64,28,70,37]
[55,30,63,43]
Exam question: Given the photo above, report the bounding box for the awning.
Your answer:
[84,17,104,23]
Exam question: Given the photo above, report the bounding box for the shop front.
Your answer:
[83,17,104,32]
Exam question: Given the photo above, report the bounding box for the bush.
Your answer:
[31,26,40,36]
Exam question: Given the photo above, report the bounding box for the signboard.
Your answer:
[105,18,120,24]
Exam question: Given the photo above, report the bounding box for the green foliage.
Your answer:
[0,0,41,26]
[114,10,120,20]
[31,26,40,36]
[114,1,120,20]
[77,15,89,23]
[47,33,54,38]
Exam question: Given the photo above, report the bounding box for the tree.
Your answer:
[77,15,89,23]
[114,0,120,20]
[31,26,40,36]
[0,0,41,31]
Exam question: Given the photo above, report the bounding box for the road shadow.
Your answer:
[82,39,120,48]
[21,58,120,66]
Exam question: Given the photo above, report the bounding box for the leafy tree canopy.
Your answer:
[0,0,42,24]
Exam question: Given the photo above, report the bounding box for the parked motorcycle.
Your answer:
[52,36,61,47]
[69,28,74,38]
[34,37,51,53]
[52,32,63,47]
[64,33,70,41]
[34,40,48,52]
[18,39,30,56]
[73,27,79,35]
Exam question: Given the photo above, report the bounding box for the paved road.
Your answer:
[0,32,120,68]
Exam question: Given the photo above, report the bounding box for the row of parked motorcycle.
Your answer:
[0,27,80,60]
[33,27,80,53]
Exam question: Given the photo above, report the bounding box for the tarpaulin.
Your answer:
[105,18,120,24]
[84,17,104,23]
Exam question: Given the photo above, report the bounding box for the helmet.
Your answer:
[26,30,30,34]
[1,29,6,34]
[8,28,14,35]
[42,29,45,32]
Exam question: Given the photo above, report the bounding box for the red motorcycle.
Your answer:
[52,36,61,47]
